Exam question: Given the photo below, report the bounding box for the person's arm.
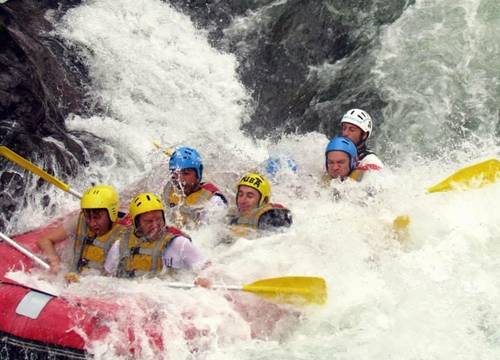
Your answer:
[164,236,207,269]
[163,236,212,286]
[36,224,69,273]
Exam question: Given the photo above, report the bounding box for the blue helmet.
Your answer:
[264,155,298,178]
[325,136,358,171]
[169,147,203,180]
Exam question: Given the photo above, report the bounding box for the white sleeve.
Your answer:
[208,194,227,208]
[162,236,207,270]
[104,241,120,275]
[196,194,227,224]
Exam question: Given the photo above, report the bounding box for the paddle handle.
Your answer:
[0,232,50,270]
[166,282,242,291]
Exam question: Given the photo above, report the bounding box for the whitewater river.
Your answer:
[8,0,500,358]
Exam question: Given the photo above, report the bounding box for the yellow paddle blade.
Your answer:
[152,141,174,157]
[427,159,500,193]
[242,276,327,305]
[0,146,81,197]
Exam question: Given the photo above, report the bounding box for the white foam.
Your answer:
[8,0,500,358]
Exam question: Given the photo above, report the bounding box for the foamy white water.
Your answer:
[10,0,500,358]
[373,0,500,159]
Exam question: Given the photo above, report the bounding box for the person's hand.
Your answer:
[47,255,61,273]
[194,277,211,288]
[64,272,80,283]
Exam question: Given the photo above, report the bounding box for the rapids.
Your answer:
[4,0,500,358]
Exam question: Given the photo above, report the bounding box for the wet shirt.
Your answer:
[357,146,384,169]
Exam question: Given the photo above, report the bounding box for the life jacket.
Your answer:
[164,182,227,227]
[349,169,364,182]
[228,203,289,238]
[72,212,127,273]
[322,171,363,184]
[116,226,186,278]
[322,159,381,183]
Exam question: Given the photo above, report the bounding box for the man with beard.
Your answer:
[104,192,209,284]
[162,147,227,229]
[339,108,383,170]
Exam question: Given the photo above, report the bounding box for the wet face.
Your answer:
[341,123,366,146]
[83,209,112,236]
[326,151,351,179]
[237,185,261,216]
[136,210,165,241]
[170,168,199,195]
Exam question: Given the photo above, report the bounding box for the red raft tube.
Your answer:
[0,220,166,359]
[0,225,106,359]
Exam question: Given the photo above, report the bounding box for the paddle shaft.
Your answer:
[66,188,83,198]
[0,232,50,270]
[166,282,242,291]
[0,146,82,199]
[166,276,327,305]
[165,282,316,294]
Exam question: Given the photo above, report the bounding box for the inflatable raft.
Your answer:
[0,224,301,359]
[0,225,169,359]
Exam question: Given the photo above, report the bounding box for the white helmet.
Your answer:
[340,109,373,138]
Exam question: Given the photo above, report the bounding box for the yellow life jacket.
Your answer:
[321,170,364,184]
[116,229,178,278]
[349,169,364,182]
[228,203,288,238]
[72,213,126,273]
[164,182,224,227]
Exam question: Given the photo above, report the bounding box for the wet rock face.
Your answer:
[0,0,90,231]
[169,0,413,138]
[1,0,85,142]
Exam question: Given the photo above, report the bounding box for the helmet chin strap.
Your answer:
[359,132,369,145]
[356,137,369,153]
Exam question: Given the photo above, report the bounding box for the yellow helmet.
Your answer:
[129,192,164,225]
[80,185,119,222]
[238,172,271,207]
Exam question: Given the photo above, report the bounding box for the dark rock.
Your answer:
[169,0,413,139]
[0,0,97,231]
